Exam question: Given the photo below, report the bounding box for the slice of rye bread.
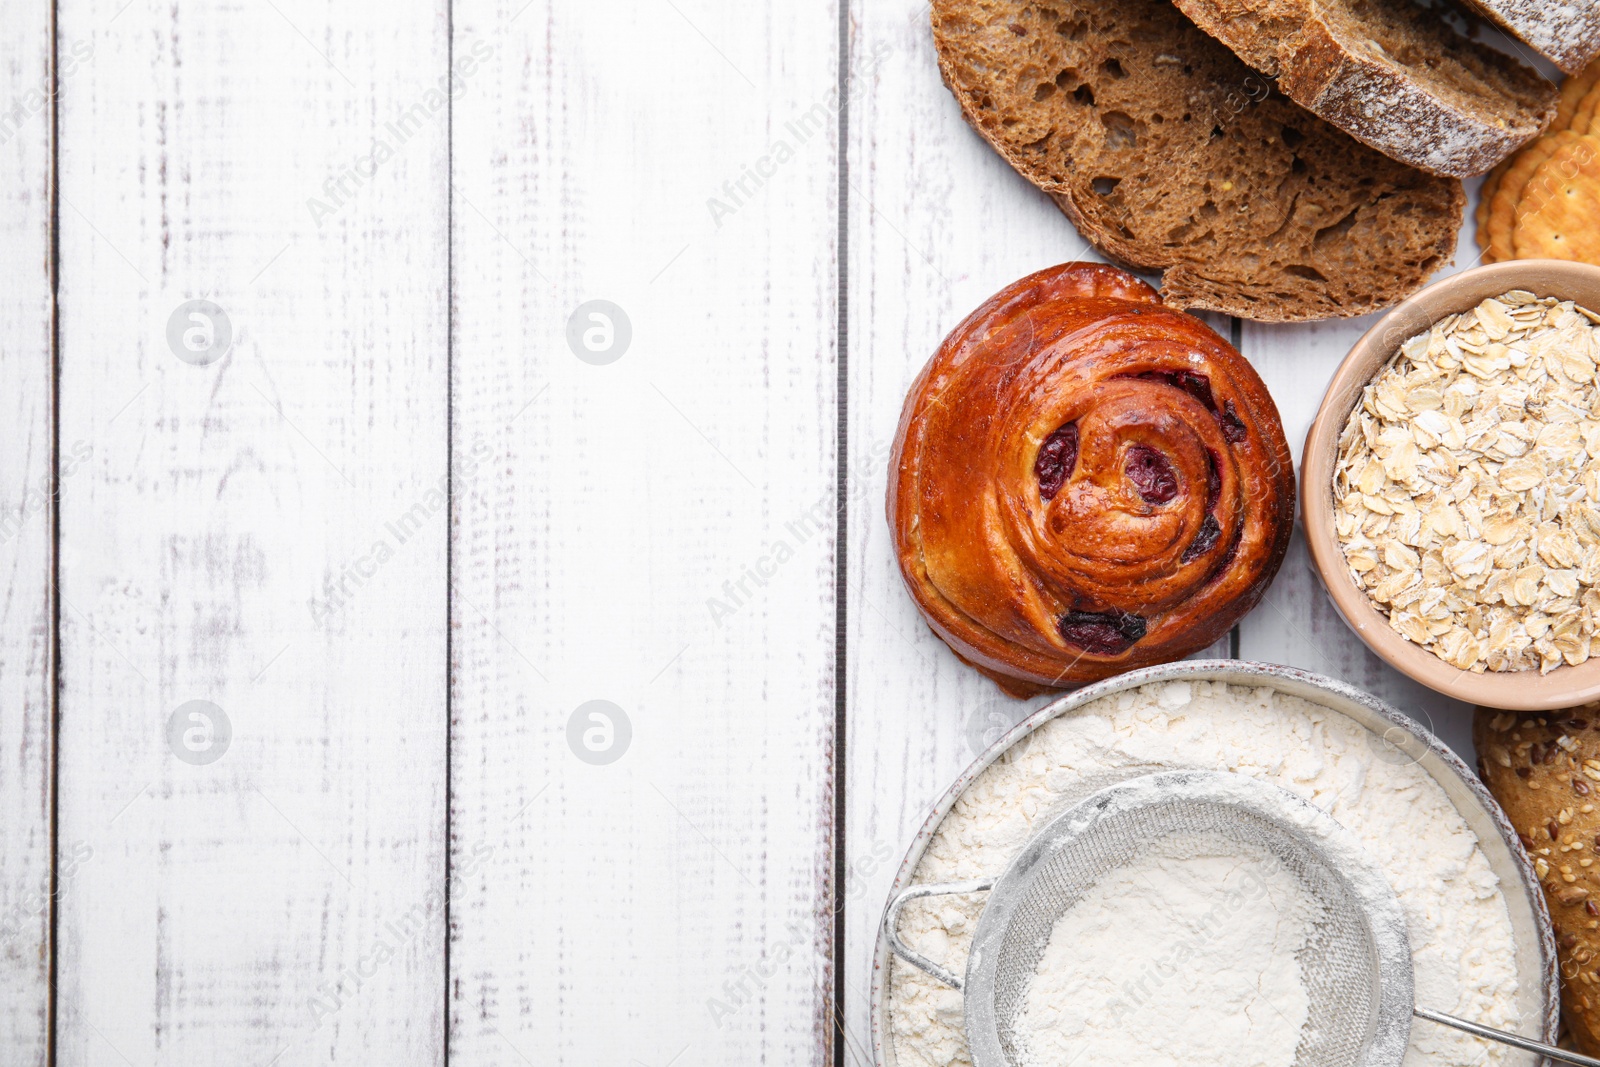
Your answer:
[1169,0,1556,177]
[1458,0,1600,76]
[931,0,1465,321]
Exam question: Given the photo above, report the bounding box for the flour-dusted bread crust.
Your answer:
[1170,0,1556,177]
[930,0,1465,321]
[1460,0,1600,77]
[1475,705,1600,1055]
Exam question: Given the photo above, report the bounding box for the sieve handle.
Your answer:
[1415,1006,1600,1067]
[882,878,995,991]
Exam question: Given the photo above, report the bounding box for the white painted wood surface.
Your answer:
[0,1,55,1062]
[54,2,449,1064]
[0,1,1541,1064]
[447,2,837,1065]
[842,1,1109,1058]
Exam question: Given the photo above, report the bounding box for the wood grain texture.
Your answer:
[53,2,449,1063]
[0,1,55,1063]
[448,2,838,1064]
[842,0,1125,1058]
[9,0,1527,1061]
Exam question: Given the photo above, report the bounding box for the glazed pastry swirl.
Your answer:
[889,263,1295,695]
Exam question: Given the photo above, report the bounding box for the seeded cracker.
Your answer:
[1559,60,1600,130]
[1334,291,1600,673]
[1513,135,1600,262]
[1484,131,1582,264]
[1575,76,1600,136]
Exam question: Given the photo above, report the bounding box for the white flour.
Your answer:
[1016,840,1316,1067]
[888,680,1523,1067]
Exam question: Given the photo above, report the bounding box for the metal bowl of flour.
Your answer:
[867,660,1558,1067]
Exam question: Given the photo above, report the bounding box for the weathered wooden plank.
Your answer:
[54,2,449,1062]
[841,0,1129,1057]
[0,1,56,1061]
[448,1,839,1063]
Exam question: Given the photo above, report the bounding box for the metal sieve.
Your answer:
[885,770,1599,1067]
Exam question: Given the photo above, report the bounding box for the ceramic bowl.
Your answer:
[1303,260,1600,711]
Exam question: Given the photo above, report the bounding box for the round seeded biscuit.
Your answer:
[1575,77,1600,135]
[1512,134,1600,263]
[1485,131,1582,262]
[1489,59,1600,259]
[1558,59,1600,130]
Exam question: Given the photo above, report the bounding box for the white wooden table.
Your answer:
[0,1,1492,1063]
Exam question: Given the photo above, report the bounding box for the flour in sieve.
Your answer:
[1017,838,1317,1067]
[888,680,1523,1067]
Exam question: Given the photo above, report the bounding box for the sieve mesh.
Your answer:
[960,771,1413,1067]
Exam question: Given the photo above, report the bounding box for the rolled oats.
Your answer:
[1334,291,1600,673]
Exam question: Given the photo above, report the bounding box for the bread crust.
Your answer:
[1171,0,1557,178]
[1459,0,1600,77]
[1475,705,1600,1055]
[932,0,1465,321]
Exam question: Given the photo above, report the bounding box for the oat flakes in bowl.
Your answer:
[1335,290,1600,674]
[1303,261,1600,710]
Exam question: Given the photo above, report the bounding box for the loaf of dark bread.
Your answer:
[1475,705,1600,1055]
[931,0,1466,321]
[1170,0,1556,177]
